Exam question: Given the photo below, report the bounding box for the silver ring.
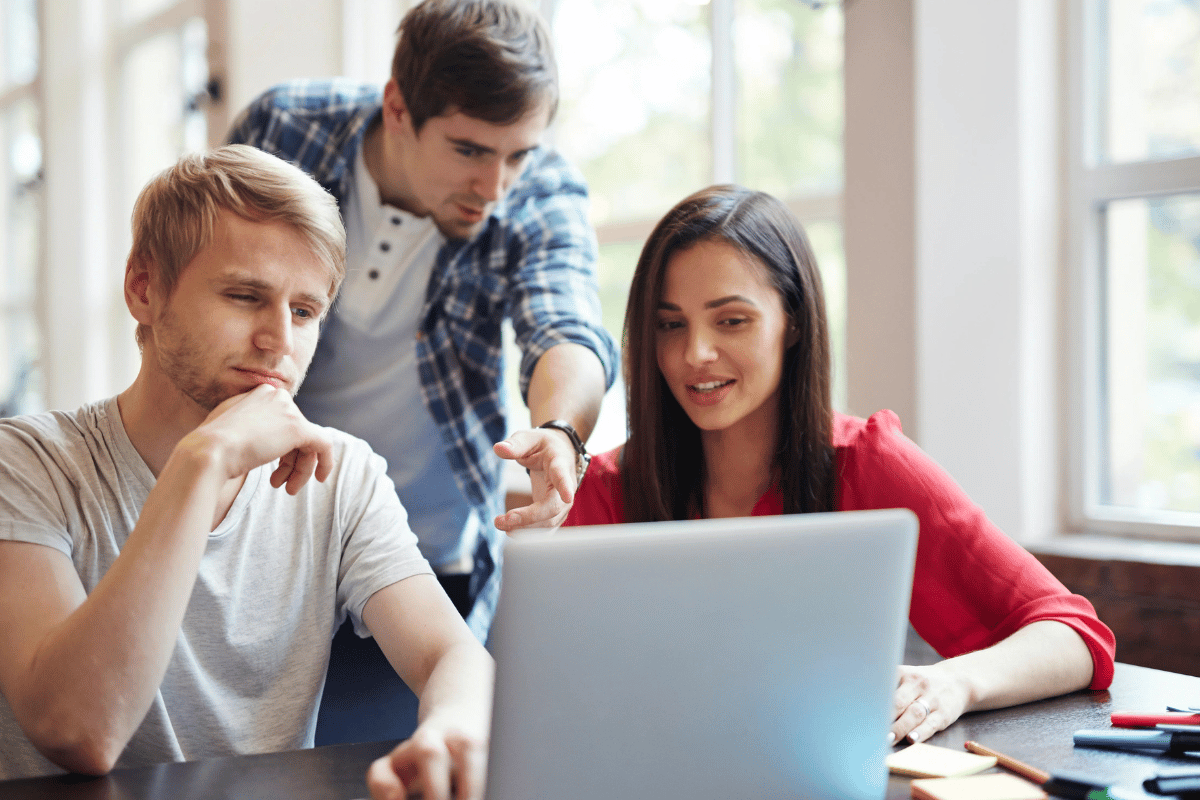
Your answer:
[914,699,930,719]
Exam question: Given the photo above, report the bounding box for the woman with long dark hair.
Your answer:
[563,185,1114,744]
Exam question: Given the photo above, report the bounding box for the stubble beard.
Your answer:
[155,320,238,413]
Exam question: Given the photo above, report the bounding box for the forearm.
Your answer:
[526,343,606,441]
[416,641,495,739]
[930,620,1095,712]
[16,442,224,772]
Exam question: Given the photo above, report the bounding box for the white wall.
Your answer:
[844,1,1062,541]
[223,0,343,114]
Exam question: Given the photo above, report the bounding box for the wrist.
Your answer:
[171,428,233,481]
[537,420,590,481]
[929,657,981,712]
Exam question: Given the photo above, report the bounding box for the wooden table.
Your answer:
[2,663,1197,800]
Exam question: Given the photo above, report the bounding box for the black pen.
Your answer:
[1074,729,1200,754]
[1144,770,1200,796]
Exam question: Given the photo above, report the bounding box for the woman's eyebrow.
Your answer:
[705,295,756,309]
[657,295,757,311]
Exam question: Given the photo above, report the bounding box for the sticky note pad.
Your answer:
[886,742,998,778]
[910,773,1048,800]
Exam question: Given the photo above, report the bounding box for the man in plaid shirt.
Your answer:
[229,0,616,752]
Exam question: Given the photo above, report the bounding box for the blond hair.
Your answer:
[129,144,346,346]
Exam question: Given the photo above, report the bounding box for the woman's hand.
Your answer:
[890,621,1096,745]
[890,663,972,745]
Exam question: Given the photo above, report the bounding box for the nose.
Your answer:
[254,304,294,355]
[474,159,512,203]
[684,328,717,367]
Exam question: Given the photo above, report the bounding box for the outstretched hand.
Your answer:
[492,427,579,532]
[889,663,972,745]
[189,384,334,494]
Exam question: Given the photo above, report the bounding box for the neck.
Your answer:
[699,412,779,519]
[362,119,420,214]
[117,366,210,478]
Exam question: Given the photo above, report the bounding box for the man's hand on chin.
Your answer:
[181,384,335,494]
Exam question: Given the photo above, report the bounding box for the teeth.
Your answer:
[692,380,731,392]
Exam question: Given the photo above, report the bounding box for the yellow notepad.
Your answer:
[910,773,1048,800]
[886,742,998,778]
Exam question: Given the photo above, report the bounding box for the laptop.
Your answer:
[485,508,918,800]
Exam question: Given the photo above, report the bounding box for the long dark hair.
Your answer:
[622,185,835,521]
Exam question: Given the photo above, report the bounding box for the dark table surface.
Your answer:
[2,662,1198,800]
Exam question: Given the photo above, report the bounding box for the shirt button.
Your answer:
[368,269,380,280]
[391,216,402,225]
[379,241,391,252]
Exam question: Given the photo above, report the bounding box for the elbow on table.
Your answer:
[28,715,127,776]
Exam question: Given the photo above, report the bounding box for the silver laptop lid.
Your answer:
[486,508,918,800]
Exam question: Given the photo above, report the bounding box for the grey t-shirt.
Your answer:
[0,397,432,779]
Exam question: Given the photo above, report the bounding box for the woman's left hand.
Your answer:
[890,663,972,745]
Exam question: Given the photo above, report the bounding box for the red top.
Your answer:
[564,409,1116,690]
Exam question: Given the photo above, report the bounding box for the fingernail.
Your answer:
[886,732,895,745]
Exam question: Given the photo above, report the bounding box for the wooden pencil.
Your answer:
[964,740,1051,785]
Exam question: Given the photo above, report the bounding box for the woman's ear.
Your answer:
[786,319,802,348]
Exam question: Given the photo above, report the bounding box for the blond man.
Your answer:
[0,145,491,799]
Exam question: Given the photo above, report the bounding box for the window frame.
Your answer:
[1066,0,1200,541]
[0,0,45,417]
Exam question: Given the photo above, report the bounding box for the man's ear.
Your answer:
[382,78,414,136]
[124,253,157,325]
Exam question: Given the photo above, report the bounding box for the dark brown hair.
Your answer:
[622,185,835,521]
[392,0,558,132]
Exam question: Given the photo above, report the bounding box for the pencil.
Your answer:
[964,740,1051,785]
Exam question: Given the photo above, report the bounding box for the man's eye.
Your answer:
[292,307,313,320]
[455,146,480,158]
[228,293,256,302]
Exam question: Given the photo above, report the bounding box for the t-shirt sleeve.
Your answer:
[836,411,1116,690]
[332,437,434,637]
[0,420,74,558]
[563,446,625,526]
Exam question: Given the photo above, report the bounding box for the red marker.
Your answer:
[1110,711,1200,728]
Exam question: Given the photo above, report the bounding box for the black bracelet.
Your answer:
[538,420,591,481]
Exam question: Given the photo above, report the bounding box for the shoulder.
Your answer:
[832,408,904,452]
[229,79,381,153]
[0,401,120,550]
[564,445,625,526]
[832,409,966,512]
[0,402,107,467]
[240,79,382,120]
[832,408,926,474]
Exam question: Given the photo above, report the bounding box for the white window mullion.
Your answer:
[1081,157,1200,203]
[710,0,735,185]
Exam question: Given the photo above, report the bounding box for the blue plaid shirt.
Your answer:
[229,80,617,636]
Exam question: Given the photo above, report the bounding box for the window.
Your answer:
[1070,0,1200,538]
[506,0,845,453]
[25,0,216,409]
[109,0,212,386]
[0,0,42,417]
